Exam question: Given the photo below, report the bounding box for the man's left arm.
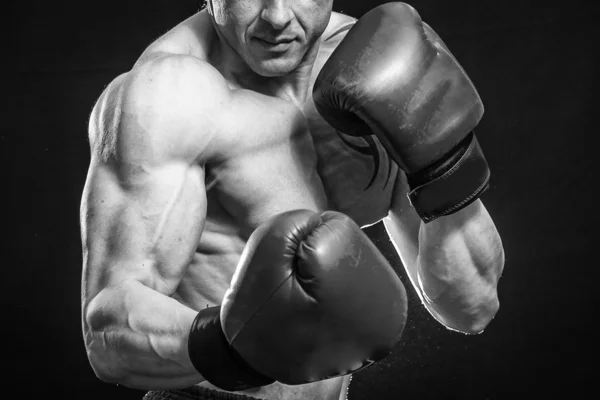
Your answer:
[383,171,505,334]
[313,2,506,333]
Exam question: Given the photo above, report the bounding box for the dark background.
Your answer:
[6,0,594,399]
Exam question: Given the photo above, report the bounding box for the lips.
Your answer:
[252,36,296,52]
[254,35,296,45]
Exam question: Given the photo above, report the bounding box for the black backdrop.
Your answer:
[6,0,595,399]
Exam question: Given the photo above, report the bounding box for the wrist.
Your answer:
[188,306,275,391]
[406,132,490,223]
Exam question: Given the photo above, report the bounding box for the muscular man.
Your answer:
[80,1,505,399]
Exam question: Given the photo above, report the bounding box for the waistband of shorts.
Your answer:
[144,385,264,400]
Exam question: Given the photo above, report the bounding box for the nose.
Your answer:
[260,0,294,30]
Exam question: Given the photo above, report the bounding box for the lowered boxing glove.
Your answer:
[313,2,490,222]
[189,209,407,390]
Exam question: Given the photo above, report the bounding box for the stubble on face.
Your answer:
[209,0,333,78]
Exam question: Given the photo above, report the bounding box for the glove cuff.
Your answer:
[406,132,490,223]
[188,306,275,391]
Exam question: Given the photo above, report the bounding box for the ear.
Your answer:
[198,0,210,13]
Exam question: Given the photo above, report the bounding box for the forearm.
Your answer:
[385,198,504,333]
[416,200,504,332]
[84,279,201,389]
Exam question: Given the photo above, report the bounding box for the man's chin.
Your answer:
[250,57,300,78]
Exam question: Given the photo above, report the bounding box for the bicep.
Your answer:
[82,55,228,302]
[81,156,207,303]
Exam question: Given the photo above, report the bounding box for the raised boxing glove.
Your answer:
[313,2,490,222]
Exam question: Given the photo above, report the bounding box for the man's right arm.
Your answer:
[80,55,228,389]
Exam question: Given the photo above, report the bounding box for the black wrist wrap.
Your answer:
[188,306,275,392]
[406,132,490,223]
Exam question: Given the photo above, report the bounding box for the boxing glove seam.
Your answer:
[406,132,475,189]
[228,272,296,344]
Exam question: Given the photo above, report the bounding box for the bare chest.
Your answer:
[205,91,326,235]
[205,90,397,234]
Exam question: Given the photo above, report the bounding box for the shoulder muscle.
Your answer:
[89,54,229,168]
[322,12,357,47]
